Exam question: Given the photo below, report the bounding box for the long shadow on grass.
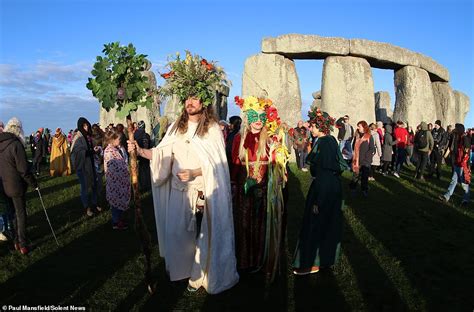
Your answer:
[25,177,79,201]
[0,221,142,306]
[345,170,474,310]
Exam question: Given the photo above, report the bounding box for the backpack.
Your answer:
[415,130,428,150]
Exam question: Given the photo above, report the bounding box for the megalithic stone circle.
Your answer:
[241,34,469,127]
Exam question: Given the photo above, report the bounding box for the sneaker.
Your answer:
[0,233,8,242]
[438,195,449,203]
[86,208,94,217]
[95,206,103,213]
[393,172,400,178]
[293,266,320,275]
[113,221,128,230]
[187,285,198,292]
[368,177,375,181]
[19,246,29,255]
[301,168,309,172]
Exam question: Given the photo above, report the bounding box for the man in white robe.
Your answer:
[129,96,239,294]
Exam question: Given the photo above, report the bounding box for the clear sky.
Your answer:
[1,0,472,135]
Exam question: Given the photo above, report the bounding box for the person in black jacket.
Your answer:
[133,121,152,192]
[32,129,46,176]
[0,117,37,255]
[428,120,447,179]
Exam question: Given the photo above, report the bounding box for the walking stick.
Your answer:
[36,187,60,246]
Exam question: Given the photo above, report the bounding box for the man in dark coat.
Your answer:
[32,129,46,176]
[428,120,447,179]
[0,118,37,254]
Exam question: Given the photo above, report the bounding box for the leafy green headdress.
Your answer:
[159,51,230,109]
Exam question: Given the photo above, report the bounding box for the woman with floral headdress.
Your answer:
[293,108,346,275]
[231,96,289,282]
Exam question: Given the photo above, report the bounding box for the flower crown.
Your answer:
[159,51,230,108]
[307,107,335,135]
[235,95,282,135]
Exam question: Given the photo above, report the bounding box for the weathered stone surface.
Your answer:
[393,66,436,126]
[416,53,450,83]
[99,105,155,134]
[374,91,393,124]
[262,34,349,59]
[321,56,375,124]
[311,90,322,109]
[453,90,470,124]
[163,95,181,123]
[432,82,456,127]
[242,53,302,127]
[261,34,449,82]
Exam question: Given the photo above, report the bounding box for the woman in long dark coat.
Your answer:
[293,108,346,275]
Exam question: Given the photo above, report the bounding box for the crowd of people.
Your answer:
[0,51,471,296]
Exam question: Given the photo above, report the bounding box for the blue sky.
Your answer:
[1,0,472,135]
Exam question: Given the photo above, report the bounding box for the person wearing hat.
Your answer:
[293,108,347,275]
[128,51,239,294]
[428,120,447,179]
[133,120,152,192]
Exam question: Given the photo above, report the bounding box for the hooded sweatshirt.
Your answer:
[0,132,37,197]
[415,122,434,153]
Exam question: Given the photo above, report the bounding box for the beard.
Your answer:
[186,106,204,116]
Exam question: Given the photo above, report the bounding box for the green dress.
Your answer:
[293,135,345,269]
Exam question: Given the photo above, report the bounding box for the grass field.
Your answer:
[0,163,473,311]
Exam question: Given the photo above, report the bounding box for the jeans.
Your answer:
[77,169,97,209]
[6,196,27,247]
[429,149,443,178]
[415,151,429,179]
[350,166,370,192]
[111,207,123,224]
[444,166,470,203]
[395,148,407,173]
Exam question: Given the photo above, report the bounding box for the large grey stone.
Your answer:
[321,56,375,124]
[350,39,449,82]
[374,91,393,124]
[311,90,322,110]
[163,95,181,123]
[453,91,470,124]
[262,34,350,59]
[432,82,456,127]
[242,53,302,127]
[393,66,436,127]
[261,34,449,82]
[99,105,154,134]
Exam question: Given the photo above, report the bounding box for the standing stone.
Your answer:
[242,53,302,127]
[374,91,393,124]
[311,91,322,109]
[99,105,154,133]
[214,85,230,121]
[432,82,456,127]
[393,66,436,127]
[163,95,181,123]
[453,91,470,124]
[321,56,375,124]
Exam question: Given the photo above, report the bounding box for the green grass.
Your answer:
[0,163,473,311]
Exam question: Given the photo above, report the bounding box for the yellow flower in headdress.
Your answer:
[244,96,259,111]
[267,120,279,134]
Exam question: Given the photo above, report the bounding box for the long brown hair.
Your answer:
[170,104,218,138]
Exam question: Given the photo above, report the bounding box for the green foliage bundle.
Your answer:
[86,42,154,118]
[159,51,230,108]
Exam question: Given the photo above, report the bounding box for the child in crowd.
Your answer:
[104,128,130,230]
